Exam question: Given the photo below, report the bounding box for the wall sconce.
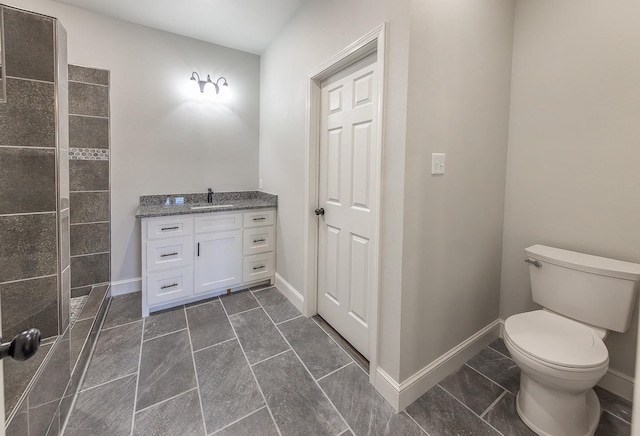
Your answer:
[190,72,229,94]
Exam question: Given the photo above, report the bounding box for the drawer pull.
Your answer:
[161,283,178,290]
[253,265,266,271]
[160,252,179,258]
[253,217,266,221]
[161,226,180,231]
[253,239,266,243]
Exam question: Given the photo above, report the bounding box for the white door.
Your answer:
[194,230,242,293]
[317,53,378,359]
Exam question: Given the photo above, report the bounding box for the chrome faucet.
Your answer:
[207,188,213,204]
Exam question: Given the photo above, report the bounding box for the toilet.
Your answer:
[504,244,640,436]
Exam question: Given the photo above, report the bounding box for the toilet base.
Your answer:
[515,373,601,436]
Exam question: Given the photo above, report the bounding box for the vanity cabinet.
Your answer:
[141,208,276,316]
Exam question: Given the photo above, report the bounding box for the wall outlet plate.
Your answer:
[432,153,445,175]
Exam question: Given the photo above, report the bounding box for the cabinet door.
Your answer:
[194,230,242,294]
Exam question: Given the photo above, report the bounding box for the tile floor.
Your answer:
[64,286,632,436]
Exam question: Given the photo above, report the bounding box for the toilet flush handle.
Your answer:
[525,258,542,268]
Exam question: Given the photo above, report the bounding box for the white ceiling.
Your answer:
[52,0,308,54]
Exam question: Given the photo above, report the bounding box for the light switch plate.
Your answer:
[432,153,445,175]
[259,178,263,190]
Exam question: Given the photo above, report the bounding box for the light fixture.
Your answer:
[190,72,229,94]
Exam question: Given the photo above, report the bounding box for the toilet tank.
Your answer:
[525,245,640,333]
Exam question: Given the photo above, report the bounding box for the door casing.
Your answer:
[303,23,387,387]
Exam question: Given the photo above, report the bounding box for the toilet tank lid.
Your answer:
[525,245,640,281]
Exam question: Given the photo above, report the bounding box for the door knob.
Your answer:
[314,208,325,216]
[0,328,41,362]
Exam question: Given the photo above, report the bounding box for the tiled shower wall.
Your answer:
[0,5,69,340]
[68,65,110,297]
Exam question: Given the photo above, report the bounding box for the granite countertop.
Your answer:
[135,191,277,218]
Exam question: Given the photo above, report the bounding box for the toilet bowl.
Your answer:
[504,310,609,436]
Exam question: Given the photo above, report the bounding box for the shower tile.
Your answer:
[69,116,109,149]
[195,340,264,433]
[60,208,70,270]
[136,330,196,411]
[61,266,71,331]
[70,223,110,256]
[102,292,142,329]
[133,389,204,436]
[56,21,68,88]
[0,275,58,339]
[71,286,92,298]
[29,337,70,407]
[69,65,110,86]
[278,316,351,379]
[70,159,109,191]
[229,308,289,365]
[3,8,55,82]
[59,146,70,208]
[70,191,110,224]
[69,81,109,117]
[0,147,56,214]
[70,253,109,288]
[58,84,69,149]
[77,284,109,321]
[0,78,56,147]
[439,365,505,415]
[185,300,235,351]
[70,318,93,367]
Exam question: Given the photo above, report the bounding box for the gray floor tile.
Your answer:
[186,300,235,351]
[143,306,187,341]
[488,338,511,358]
[230,308,290,365]
[439,365,505,415]
[467,347,521,394]
[484,392,535,436]
[65,374,136,436]
[595,411,631,436]
[312,315,370,374]
[254,287,301,324]
[215,407,279,436]
[82,321,142,389]
[253,350,347,436]
[595,386,632,423]
[102,292,142,329]
[278,316,352,379]
[3,343,52,419]
[406,385,501,436]
[136,330,197,411]
[220,289,260,315]
[194,340,264,434]
[133,389,205,436]
[319,363,423,436]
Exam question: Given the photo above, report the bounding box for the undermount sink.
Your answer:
[190,204,233,210]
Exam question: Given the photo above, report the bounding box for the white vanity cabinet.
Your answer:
[141,208,276,316]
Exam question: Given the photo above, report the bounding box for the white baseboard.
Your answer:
[375,319,501,411]
[275,273,305,312]
[110,278,142,296]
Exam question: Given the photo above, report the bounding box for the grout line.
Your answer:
[69,190,109,194]
[250,349,292,368]
[226,306,261,318]
[101,319,143,332]
[250,285,275,294]
[78,371,138,394]
[142,328,189,343]
[488,342,512,360]
[219,298,284,436]
[404,410,432,436]
[70,251,110,258]
[464,363,516,395]
[275,314,304,325]
[133,387,199,416]
[129,317,146,435]
[183,305,210,436]
[0,211,56,218]
[316,362,354,382]
[0,144,56,150]
[192,337,237,354]
[0,273,57,286]
[68,113,109,119]
[184,297,220,310]
[310,316,367,374]
[603,410,633,427]
[70,221,110,226]
[436,384,506,436]
[209,406,268,435]
[68,79,109,87]
[5,75,54,85]
[480,390,508,419]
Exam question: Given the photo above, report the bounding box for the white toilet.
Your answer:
[504,244,640,436]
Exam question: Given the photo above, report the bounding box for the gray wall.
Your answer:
[500,0,640,378]
[68,64,111,297]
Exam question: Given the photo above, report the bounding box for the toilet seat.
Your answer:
[504,310,608,369]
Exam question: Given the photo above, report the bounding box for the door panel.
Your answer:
[194,230,242,294]
[318,53,377,359]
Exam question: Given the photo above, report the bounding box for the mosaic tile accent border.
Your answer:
[69,147,109,161]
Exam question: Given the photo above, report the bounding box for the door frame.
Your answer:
[303,23,387,385]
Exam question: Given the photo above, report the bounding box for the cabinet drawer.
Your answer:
[146,237,193,273]
[243,227,275,256]
[244,210,275,228]
[147,217,193,240]
[243,252,274,283]
[195,213,242,233]
[147,267,193,306]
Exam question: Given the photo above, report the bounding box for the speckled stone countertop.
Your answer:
[135,191,277,218]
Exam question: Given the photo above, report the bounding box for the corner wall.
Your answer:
[500,0,640,378]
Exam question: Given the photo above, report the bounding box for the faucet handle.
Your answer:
[207,188,213,193]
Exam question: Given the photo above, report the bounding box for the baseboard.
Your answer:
[375,319,501,411]
[275,273,305,312]
[598,368,634,402]
[110,277,142,296]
